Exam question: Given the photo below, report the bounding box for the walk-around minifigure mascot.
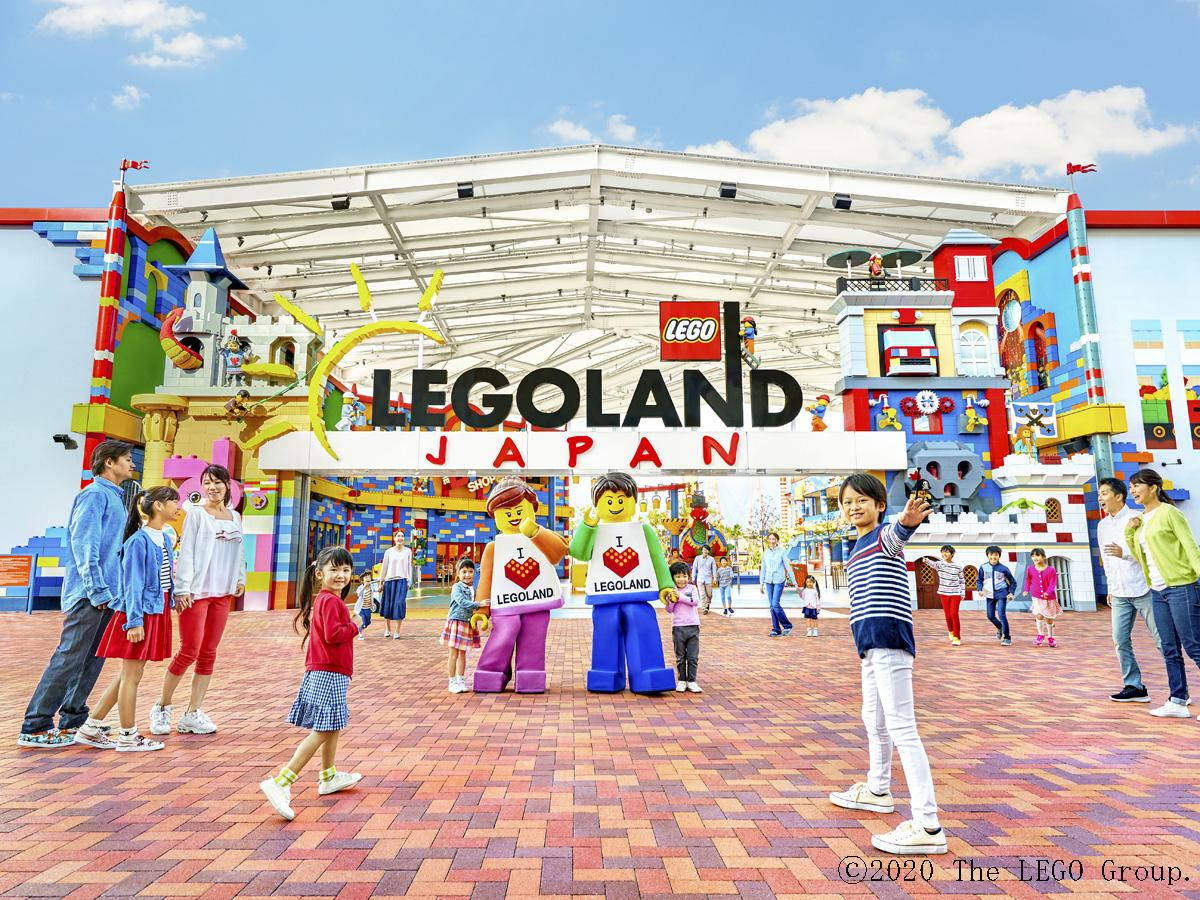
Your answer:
[570,471,677,693]
[471,478,570,693]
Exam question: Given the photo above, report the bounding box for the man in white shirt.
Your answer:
[1097,477,1162,703]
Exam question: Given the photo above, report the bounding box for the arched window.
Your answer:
[1045,498,1062,523]
[958,328,991,376]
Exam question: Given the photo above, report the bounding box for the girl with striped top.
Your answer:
[933,545,965,645]
[77,487,180,752]
[828,473,947,856]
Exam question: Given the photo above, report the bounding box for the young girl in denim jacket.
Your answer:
[76,487,180,752]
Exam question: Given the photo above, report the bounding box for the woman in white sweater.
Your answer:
[150,465,246,735]
[378,531,413,639]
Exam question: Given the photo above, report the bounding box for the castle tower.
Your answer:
[163,227,247,390]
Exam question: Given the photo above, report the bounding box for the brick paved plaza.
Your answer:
[2,609,1198,898]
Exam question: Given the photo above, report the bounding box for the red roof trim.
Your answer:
[994,210,1200,262]
[0,208,107,226]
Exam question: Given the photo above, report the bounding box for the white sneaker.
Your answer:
[686,682,703,693]
[177,709,217,734]
[114,732,164,752]
[259,778,295,820]
[73,723,117,750]
[149,703,173,736]
[675,681,688,693]
[871,820,948,855]
[317,771,362,795]
[1150,701,1191,718]
[829,782,895,814]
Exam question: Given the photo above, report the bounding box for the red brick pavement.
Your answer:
[1,609,1198,898]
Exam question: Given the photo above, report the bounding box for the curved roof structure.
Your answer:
[125,144,1067,400]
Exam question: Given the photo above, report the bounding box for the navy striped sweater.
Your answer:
[847,521,918,658]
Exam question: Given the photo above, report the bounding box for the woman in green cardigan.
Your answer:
[1125,468,1200,720]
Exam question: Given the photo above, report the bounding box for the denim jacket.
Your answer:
[61,478,126,611]
[448,581,479,622]
[118,529,174,630]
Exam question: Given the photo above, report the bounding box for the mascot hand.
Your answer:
[470,611,491,632]
[519,516,540,538]
[582,507,599,527]
[659,587,677,606]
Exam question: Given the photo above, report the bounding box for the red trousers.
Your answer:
[168,595,232,676]
[939,594,962,639]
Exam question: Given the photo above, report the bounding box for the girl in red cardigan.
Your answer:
[259,546,363,820]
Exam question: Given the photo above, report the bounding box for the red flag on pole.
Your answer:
[120,159,151,171]
[1066,163,1097,175]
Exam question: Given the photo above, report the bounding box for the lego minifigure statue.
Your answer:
[220,331,248,386]
[806,394,831,432]
[739,316,761,370]
[224,389,251,422]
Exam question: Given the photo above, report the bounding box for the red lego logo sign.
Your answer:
[659,301,722,361]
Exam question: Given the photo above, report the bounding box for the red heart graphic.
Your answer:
[504,557,541,590]
[602,546,639,578]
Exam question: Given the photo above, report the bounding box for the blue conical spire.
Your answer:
[165,227,247,289]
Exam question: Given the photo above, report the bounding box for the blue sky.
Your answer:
[2,0,1198,210]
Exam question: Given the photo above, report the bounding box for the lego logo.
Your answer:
[663,318,717,343]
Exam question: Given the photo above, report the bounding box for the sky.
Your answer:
[1,0,1198,210]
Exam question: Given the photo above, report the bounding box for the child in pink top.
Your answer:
[666,561,702,693]
[1022,548,1062,647]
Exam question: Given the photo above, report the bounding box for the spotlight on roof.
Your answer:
[832,193,852,210]
[331,196,351,211]
[719,182,737,199]
[457,182,474,199]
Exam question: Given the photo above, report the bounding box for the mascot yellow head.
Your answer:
[486,477,539,535]
[592,471,638,523]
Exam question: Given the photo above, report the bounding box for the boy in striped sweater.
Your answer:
[933,545,965,645]
[829,473,947,856]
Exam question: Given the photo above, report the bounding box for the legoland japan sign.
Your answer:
[259,301,907,475]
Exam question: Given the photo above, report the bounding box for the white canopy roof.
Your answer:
[125,144,1066,399]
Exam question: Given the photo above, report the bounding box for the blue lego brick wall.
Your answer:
[2,527,71,612]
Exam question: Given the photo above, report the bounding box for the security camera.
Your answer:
[52,434,78,451]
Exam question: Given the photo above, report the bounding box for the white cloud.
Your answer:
[0,92,16,103]
[689,86,1190,181]
[546,118,594,142]
[129,31,244,67]
[606,114,637,142]
[111,84,146,110]
[39,0,203,38]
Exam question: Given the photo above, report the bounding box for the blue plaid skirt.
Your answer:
[287,670,349,732]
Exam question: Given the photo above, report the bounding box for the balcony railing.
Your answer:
[836,276,950,294]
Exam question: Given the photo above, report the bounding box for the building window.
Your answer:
[1045,498,1062,523]
[963,565,978,592]
[958,329,991,376]
[954,255,988,282]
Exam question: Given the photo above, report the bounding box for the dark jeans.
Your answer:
[1150,582,1200,705]
[986,596,1011,640]
[672,624,700,682]
[22,600,113,734]
[766,581,792,633]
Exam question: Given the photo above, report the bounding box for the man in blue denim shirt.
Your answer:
[18,441,134,748]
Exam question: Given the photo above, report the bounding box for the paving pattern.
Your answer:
[2,608,1198,898]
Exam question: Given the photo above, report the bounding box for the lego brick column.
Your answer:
[240,475,278,611]
[269,473,305,611]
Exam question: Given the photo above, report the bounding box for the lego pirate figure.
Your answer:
[570,471,677,694]
[806,394,831,432]
[739,317,761,370]
[471,478,570,693]
[224,389,251,422]
[220,330,250,386]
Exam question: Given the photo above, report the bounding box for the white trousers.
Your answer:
[861,648,940,829]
